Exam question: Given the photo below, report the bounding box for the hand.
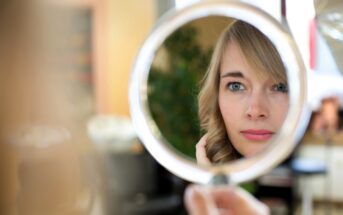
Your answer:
[196,134,211,165]
[185,184,269,215]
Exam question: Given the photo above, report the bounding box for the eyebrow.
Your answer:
[220,71,244,78]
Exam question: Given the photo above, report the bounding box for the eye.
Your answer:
[227,82,245,92]
[272,83,288,93]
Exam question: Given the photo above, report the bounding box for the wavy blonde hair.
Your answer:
[198,20,287,164]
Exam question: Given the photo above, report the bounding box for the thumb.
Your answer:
[184,185,219,215]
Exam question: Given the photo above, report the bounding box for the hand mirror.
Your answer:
[129,1,310,185]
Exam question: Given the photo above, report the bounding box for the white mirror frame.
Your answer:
[129,0,310,185]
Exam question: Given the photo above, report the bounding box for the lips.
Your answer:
[240,129,274,141]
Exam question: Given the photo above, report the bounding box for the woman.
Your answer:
[197,20,289,164]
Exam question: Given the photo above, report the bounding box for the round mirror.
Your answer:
[130,1,309,185]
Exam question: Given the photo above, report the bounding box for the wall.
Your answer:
[95,0,156,116]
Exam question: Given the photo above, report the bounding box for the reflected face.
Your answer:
[219,42,289,157]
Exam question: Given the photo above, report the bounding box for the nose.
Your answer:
[245,92,269,120]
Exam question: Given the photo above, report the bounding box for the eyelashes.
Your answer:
[225,82,288,93]
[272,83,288,93]
[226,82,245,92]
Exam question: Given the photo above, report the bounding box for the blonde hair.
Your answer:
[198,20,286,164]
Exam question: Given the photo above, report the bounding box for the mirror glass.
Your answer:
[130,1,307,184]
[147,16,289,164]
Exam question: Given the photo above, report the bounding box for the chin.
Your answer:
[241,144,267,158]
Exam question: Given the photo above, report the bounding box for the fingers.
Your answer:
[196,134,211,165]
[229,186,269,215]
[185,185,270,215]
[185,185,215,215]
[208,186,235,208]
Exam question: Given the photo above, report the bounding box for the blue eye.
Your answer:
[227,82,245,92]
[272,83,288,93]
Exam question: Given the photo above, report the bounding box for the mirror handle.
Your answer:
[209,173,229,185]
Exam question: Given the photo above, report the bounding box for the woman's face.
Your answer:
[218,41,289,157]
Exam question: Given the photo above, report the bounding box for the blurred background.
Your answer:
[0,0,342,215]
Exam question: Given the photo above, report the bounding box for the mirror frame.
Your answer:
[129,1,310,184]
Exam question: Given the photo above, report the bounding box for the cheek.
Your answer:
[218,94,242,127]
[271,95,289,126]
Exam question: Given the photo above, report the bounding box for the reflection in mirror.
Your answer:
[148,16,231,159]
[147,17,289,165]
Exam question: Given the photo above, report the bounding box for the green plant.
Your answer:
[148,26,212,158]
